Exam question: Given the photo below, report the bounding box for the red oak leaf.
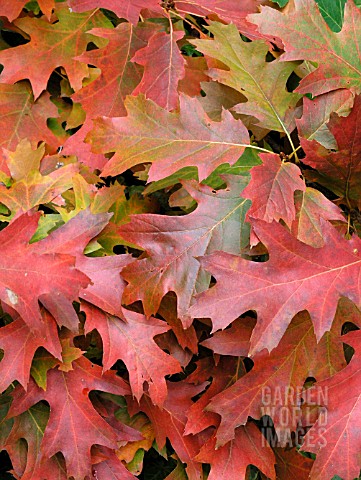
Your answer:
[195,423,276,480]
[132,29,185,110]
[296,90,354,149]
[291,188,345,248]
[31,207,129,317]
[178,56,209,97]
[242,153,305,227]
[0,82,59,161]
[68,0,162,25]
[175,0,274,42]
[61,119,108,171]
[204,313,322,446]
[0,309,61,393]
[91,448,136,480]
[190,219,361,354]
[78,255,133,318]
[301,94,361,207]
[8,357,131,480]
[4,403,67,480]
[83,303,182,406]
[0,5,111,99]
[249,0,361,96]
[134,382,207,480]
[158,295,198,354]
[185,356,247,436]
[86,94,250,181]
[302,329,361,480]
[274,447,313,480]
[200,316,255,357]
[73,22,157,117]
[118,177,250,325]
[0,212,90,334]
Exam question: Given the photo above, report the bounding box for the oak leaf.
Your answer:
[68,0,162,25]
[0,309,61,393]
[118,177,250,325]
[0,5,112,99]
[0,0,54,20]
[185,356,247,436]
[301,94,361,207]
[190,219,361,354]
[291,187,345,247]
[0,212,90,334]
[0,140,78,218]
[204,312,340,446]
[192,22,301,133]
[195,423,276,480]
[175,0,274,42]
[8,357,131,480]
[249,0,361,96]
[73,22,156,117]
[0,82,59,162]
[132,29,185,110]
[86,94,250,181]
[135,382,206,480]
[242,153,305,227]
[4,403,67,480]
[302,329,361,480]
[296,90,354,149]
[83,303,182,406]
[274,447,313,480]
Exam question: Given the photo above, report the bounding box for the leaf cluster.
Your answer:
[0,0,360,479]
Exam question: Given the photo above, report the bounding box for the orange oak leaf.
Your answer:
[190,219,361,354]
[86,94,250,181]
[0,0,54,20]
[118,177,250,325]
[0,140,78,218]
[8,357,131,480]
[83,303,182,406]
[132,29,185,110]
[0,5,112,99]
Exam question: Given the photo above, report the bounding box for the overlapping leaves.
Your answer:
[0,1,360,479]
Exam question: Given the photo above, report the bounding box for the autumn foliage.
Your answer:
[0,0,360,479]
